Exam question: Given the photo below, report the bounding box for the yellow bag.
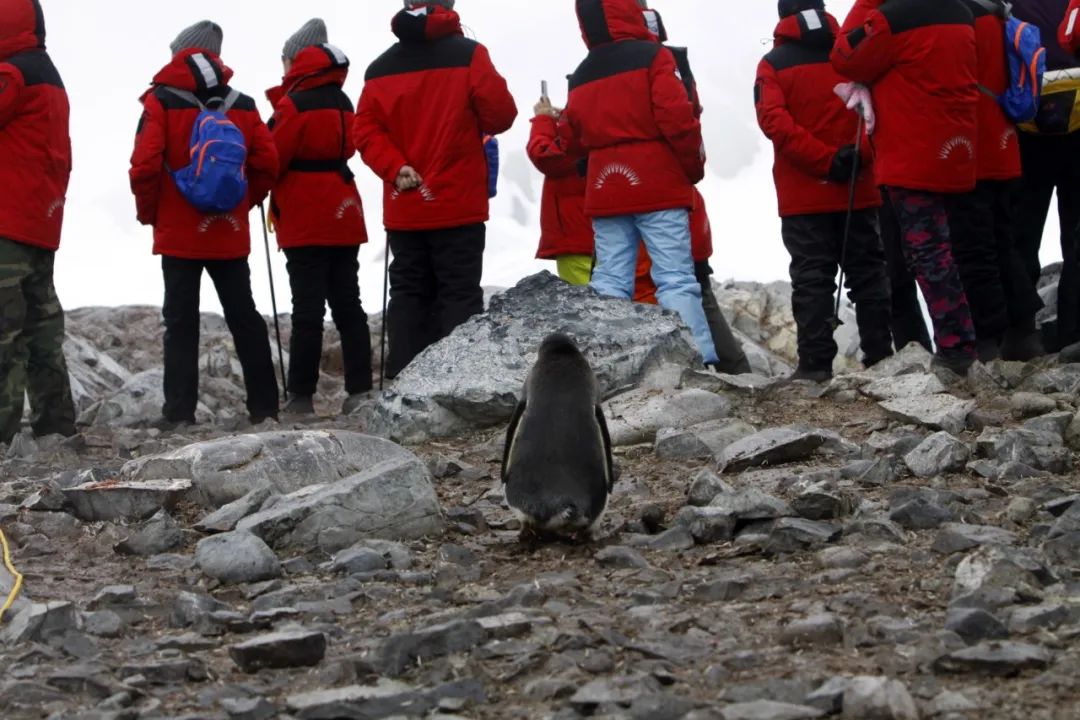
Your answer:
[1019,69,1080,135]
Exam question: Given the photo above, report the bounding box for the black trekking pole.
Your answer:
[259,203,288,395]
[832,112,866,331]
[379,237,390,391]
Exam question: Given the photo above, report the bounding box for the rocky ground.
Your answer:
[0,273,1078,720]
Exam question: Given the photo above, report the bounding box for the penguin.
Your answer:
[502,333,615,538]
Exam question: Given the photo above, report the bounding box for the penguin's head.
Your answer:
[538,333,582,358]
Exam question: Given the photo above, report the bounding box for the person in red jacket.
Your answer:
[833,0,979,374]
[354,0,518,380]
[563,0,718,367]
[130,21,281,429]
[1062,0,1080,53]
[756,0,893,382]
[0,0,75,445]
[946,0,1045,362]
[267,20,372,417]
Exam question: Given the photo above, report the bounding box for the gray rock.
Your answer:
[926,690,979,716]
[841,676,919,720]
[82,610,125,638]
[1009,392,1058,419]
[596,546,650,570]
[221,697,277,720]
[656,419,756,461]
[195,485,273,533]
[1005,497,1038,523]
[375,620,488,677]
[721,700,824,720]
[817,547,869,570]
[880,395,976,435]
[228,630,327,672]
[285,680,442,719]
[903,432,971,478]
[114,511,185,557]
[791,481,853,521]
[330,548,388,575]
[931,524,1018,555]
[764,518,841,555]
[123,430,419,509]
[780,614,844,647]
[933,641,1051,676]
[675,507,737,545]
[91,369,212,428]
[63,478,192,523]
[711,488,792,520]
[687,469,736,506]
[87,585,136,610]
[368,273,702,442]
[1009,603,1071,633]
[607,389,734,446]
[718,425,838,473]
[1023,410,1075,438]
[945,607,1008,645]
[1,602,78,644]
[195,531,281,585]
[864,374,946,401]
[333,539,413,572]
[237,453,444,552]
[171,591,235,630]
[952,546,1056,609]
[889,498,957,531]
[569,674,660,707]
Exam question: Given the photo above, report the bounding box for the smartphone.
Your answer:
[541,80,549,102]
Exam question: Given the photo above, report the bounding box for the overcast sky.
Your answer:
[42,0,1062,315]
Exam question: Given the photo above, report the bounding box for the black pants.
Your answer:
[695,262,751,374]
[1014,131,1080,348]
[284,245,373,396]
[879,190,933,352]
[385,223,485,379]
[161,256,279,422]
[781,209,893,372]
[946,180,1043,341]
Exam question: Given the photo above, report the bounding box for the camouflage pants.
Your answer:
[884,188,977,359]
[0,237,76,444]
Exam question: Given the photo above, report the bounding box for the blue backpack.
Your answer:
[483,135,500,199]
[1000,15,1047,123]
[163,87,249,213]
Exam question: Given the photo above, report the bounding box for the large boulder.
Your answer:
[88,370,215,429]
[366,272,702,443]
[121,431,420,508]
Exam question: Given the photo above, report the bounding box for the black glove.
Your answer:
[827,145,859,183]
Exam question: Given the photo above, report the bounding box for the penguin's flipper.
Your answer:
[595,404,615,492]
[502,397,527,484]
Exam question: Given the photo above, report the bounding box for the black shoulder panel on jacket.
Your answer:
[153,86,258,112]
[365,36,478,82]
[290,85,354,114]
[7,50,64,89]
[569,40,661,91]
[763,43,832,73]
[881,0,974,35]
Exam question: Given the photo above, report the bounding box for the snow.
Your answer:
[44,0,1061,314]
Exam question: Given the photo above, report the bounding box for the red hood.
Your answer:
[267,44,349,107]
[576,0,652,49]
[144,49,234,99]
[642,8,668,43]
[391,4,464,44]
[0,0,45,60]
[774,9,839,48]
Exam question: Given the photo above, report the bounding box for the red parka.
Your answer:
[961,0,1022,180]
[130,50,278,260]
[563,0,706,218]
[833,0,979,194]
[527,114,594,259]
[354,4,517,232]
[1062,0,1080,54]
[755,10,880,218]
[0,0,71,252]
[267,44,367,250]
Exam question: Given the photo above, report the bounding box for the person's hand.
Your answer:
[395,165,423,192]
[827,144,859,183]
[534,97,561,119]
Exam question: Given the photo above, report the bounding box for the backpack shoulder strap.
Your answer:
[160,86,205,110]
[219,89,242,113]
[969,0,1010,19]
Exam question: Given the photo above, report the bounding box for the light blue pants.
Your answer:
[591,209,719,364]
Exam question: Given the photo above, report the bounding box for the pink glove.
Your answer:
[834,82,876,135]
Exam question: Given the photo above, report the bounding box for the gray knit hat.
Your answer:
[170,20,223,57]
[283,18,329,61]
[404,0,455,8]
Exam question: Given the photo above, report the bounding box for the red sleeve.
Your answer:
[244,112,279,208]
[469,43,518,136]
[354,83,409,184]
[267,99,302,180]
[0,64,25,129]
[754,59,836,178]
[527,114,581,177]
[831,9,896,86]
[1061,1,1080,55]
[129,93,167,226]
[650,48,705,184]
[839,0,884,35]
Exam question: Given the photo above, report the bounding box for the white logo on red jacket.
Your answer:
[999,127,1017,151]
[389,184,436,202]
[335,197,363,220]
[45,198,65,219]
[938,135,975,162]
[594,163,643,190]
[197,214,242,233]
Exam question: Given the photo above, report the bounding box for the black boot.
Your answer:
[1001,328,1045,362]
